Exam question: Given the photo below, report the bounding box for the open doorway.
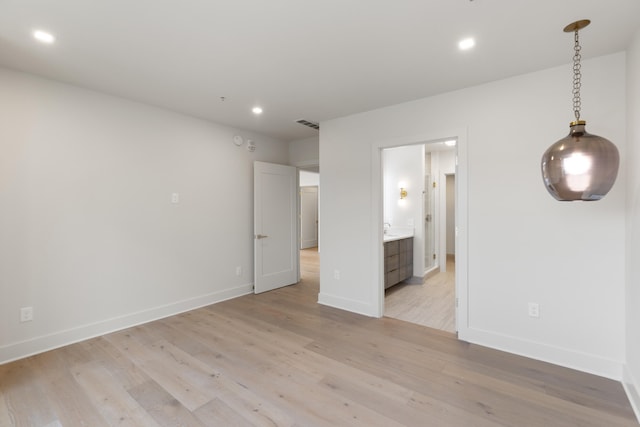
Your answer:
[299,169,319,249]
[382,140,457,333]
[298,168,320,286]
[300,186,318,249]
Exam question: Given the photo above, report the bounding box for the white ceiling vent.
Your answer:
[295,119,319,130]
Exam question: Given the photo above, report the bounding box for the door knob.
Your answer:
[255,234,269,239]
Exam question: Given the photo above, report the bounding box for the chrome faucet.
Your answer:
[383,222,391,234]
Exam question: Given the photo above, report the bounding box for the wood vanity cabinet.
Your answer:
[384,237,413,289]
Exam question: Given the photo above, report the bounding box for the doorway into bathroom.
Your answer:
[382,140,457,333]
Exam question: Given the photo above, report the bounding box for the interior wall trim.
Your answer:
[0,283,253,365]
[460,327,624,381]
[623,365,640,423]
[318,292,375,317]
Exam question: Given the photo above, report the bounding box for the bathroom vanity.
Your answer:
[383,235,414,289]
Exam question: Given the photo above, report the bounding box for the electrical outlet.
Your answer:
[334,269,340,280]
[171,193,179,204]
[236,266,242,276]
[528,302,540,318]
[20,307,33,322]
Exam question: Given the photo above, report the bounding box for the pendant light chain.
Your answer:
[542,19,619,201]
[572,29,582,121]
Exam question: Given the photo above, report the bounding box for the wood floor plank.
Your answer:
[72,361,161,426]
[0,359,61,427]
[306,338,508,420]
[193,398,256,427]
[28,353,110,427]
[385,258,456,332]
[319,372,503,427]
[115,324,299,426]
[464,343,635,418]
[307,334,626,427]
[213,390,296,427]
[0,386,14,427]
[1,248,637,426]
[157,318,337,426]
[440,362,638,427]
[128,379,207,427]
[161,310,405,426]
[89,336,153,391]
[104,332,222,411]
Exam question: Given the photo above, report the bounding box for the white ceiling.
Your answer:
[1,0,639,142]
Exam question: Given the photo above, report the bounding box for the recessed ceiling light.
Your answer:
[458,37,475,51]
[252,106,263,115]
[33,30,55,44]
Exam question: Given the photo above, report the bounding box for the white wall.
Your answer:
[0,68,289,363]
[320,53,627,379]
[383,145,424,275]
[300,170,320,187]
[383,145,423,229]
[289,136,319,168]
[625,28,640,419]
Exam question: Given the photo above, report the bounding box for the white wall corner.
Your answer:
[288,135,319,167]
[0,283,253,365]
[459,327,624,381]
[623,365,640,423]
[290,159,320,168]
[317,292,378,318]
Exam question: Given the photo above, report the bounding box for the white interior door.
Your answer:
[254,161,298,293]
[300,186,318,249]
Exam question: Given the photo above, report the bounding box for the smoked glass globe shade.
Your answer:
[541,121,619,201]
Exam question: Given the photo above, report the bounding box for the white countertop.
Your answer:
[383,227,414,242]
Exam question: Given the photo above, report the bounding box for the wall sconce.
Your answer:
[400,188,408,199]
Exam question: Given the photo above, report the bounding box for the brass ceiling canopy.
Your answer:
[563,19,591,33]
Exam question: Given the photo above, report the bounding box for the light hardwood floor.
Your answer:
[1,248,637,426]
[384,257,456,332]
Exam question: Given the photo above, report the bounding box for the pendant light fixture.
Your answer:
[541,20,619,201]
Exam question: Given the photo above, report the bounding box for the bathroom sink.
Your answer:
[383,231,413,242]
[383,226,414,242]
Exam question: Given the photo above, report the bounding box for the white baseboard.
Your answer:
[0,283,253,365]
[406,275,424,285]
[301,240,318,249]
[318,292,376,317]
[623,365,640,423]
[458,326,624,381]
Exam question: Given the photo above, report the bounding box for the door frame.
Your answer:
[371,128,468,338]
[439,171,456,273]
